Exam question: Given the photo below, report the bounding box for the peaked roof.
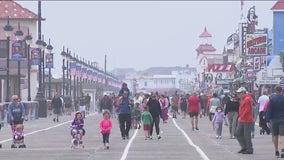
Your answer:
[196,44,216,54]
[199,26,212,38]
[271,0,284,10]
[0,0,37,20]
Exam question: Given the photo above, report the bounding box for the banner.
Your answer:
[12,40,26,61]
[246,34,267,56]
[31,48,40,65]
[253,56,261,71]
[45,53,54,68]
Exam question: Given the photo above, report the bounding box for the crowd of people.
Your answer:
[3,82,284,158]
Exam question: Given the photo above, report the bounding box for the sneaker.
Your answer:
[275,151,280,157]
[237,148,246,153]
[122,136,126,140]
[149,136,153,140]
[218,136,222,139]
[281,149,284,158]
[157,135,161,139]
[242,150,253,154]
[216,135,219,139]
[53,118,56,122]
[195,127,199,130]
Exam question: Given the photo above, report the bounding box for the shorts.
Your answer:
[132,116,141,121]
[189,113,198,118]
[172,106,178,112]
[143,124,150,131]
[271,120,284,136]
[79,105,86,112]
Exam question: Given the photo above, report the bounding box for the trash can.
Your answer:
[36,97,47,118]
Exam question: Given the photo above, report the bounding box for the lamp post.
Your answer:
[34,0,47,118]
[25,29,32,101]
[41,38,47,96]
[14,22,24,98]
[4,16,14,102]
[61,47,67,97]
[46,39,53,99]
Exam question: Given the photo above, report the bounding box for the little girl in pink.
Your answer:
[100,110,112,149]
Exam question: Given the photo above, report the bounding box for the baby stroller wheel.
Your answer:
[11,144,16,148]
[19,144,26,148]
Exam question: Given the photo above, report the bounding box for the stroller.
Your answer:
[11,124,26,148]
[70,126,84,149]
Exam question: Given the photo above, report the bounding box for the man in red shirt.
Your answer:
[188,92,201,131]
[235,87,254,154]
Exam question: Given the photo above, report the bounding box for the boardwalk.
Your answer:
[0,112,275,160]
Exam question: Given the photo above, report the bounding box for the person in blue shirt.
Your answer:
[118,82,130,97]
[266,85,284,158]
[117,90,132,140]
[8,95,25,126]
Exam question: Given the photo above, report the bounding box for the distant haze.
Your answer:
[17,1,274,74]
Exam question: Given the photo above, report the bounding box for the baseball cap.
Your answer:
[236,87,247,93]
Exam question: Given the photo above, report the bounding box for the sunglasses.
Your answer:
[13,98,18,101]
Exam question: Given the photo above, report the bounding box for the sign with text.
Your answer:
[207,63,235,72]
[45,53,53,68]
[12,40,26,61]
[246,34,267,56]
[31,48,40,65]
[253,56,261,71]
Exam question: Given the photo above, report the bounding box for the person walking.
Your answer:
[212,106,227,139]
[51,93,63,122]
[159,94,169,123]
[188,92,201,131]
[8,95,25,126]
[224,93,239,139]
[117,90,132,140]
[141,106,153,140]
[209,93,221,121]
[199,92,208,117]
[100,110,112,149]
[180,95,188,119]
[258,90,270,135]
[234,87,254,154]
[147,93,162,139]
[171,94,179,119]
[99,94,113,114]
[266,85,284,158]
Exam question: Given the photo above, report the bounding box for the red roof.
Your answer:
[0,1,37,20]
[199,27,212,38]
[196,44,216,54]
[271,0,284,10]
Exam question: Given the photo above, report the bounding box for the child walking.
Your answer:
[141,106,153,140]
[100,110,112,149]
[131,102,142,129]
[212,106,227,139]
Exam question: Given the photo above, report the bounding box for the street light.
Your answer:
[14,22,24,98]
[41,38,47,96]
[25,29,32,101]
[4,16,14,102]
[46,39,53,99]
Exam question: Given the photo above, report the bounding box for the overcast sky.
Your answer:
[17,1,275,75]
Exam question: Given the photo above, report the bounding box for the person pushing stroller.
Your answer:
[8,95,26,148]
